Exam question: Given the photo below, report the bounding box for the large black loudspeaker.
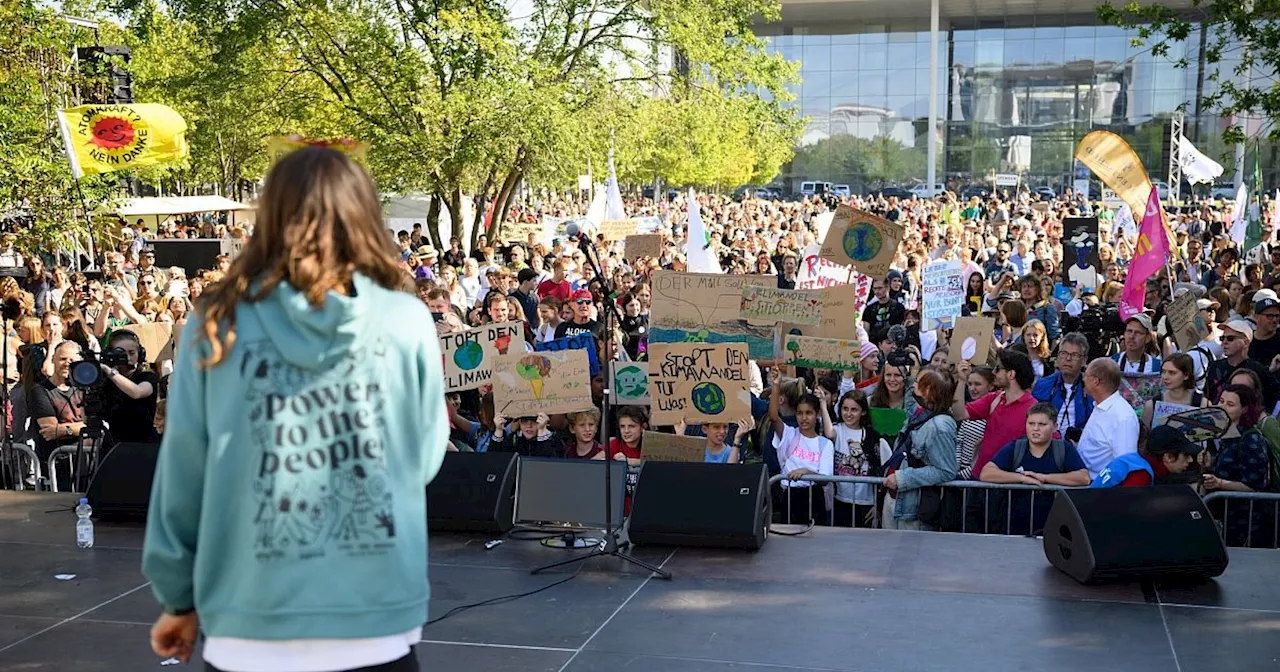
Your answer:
[151,239,244,277]
[427,451,517,533]
[1043,486,1228,584]
[629,462,770,550]
[86,442,160,522]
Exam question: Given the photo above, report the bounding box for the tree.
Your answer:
[1097,0,1279,145]
[0,1,121,258]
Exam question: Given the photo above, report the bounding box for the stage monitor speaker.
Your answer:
[86,442,160,522]
[151,239,243,277]
[629,462,770,550]
[427,451,517,533]
[1043,486,1228,584]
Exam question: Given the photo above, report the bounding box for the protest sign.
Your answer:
[1153,401,1196,427]
[597,219,638,241]
[1119,372,1163,409]
[610,361,650,404]
[1164,407,1231,443]
[492,349,594,417]
[820,205,904,278]
[535,332,600,377]
[870,408,907,438]
[649,271,777,359]
[781,335,862,372]
[797,254,857,289]
[921,260,964,329]
[127,321,173,364]
[1166,291,1207,352]
[439,321,526,391]
[1063,217,1101,290]
[648,342,751,425]
[813,211,836,243]
[641,431,705,463]
[739,286,823,326]
[625,234,662,260]
[948,316,996,364]
[778,283,863,353]
[1053,282,1075,306]
[633,216,661,234]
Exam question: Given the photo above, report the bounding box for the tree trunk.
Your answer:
[490,163,523,242]
[469,168,497,250]
[449,187,466,252]
[426,193,445,249]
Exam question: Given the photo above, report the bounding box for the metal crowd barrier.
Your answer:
[1202,491,1280,549]
[0,441,42,491]
[768,473,1082,536]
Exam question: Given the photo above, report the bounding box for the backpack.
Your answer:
[1255,416,1280,493]
[1010,438,1067,473]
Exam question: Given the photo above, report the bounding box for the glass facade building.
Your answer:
[756,1,1255,195]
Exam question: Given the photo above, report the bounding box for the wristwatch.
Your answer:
[163,605,195,616]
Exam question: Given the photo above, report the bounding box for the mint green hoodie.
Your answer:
[143,274,448,640]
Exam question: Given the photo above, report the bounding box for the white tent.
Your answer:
[115,196,254,233]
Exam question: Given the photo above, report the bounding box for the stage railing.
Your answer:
[0,441,42,491]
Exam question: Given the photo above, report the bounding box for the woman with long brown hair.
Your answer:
[143,147,448,672]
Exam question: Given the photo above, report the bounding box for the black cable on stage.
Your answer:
[425,565,583,626]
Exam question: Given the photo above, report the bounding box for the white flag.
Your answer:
[685,189,721,273]
[1231,184,1249,244]
[1178,136,1225,185]
[1274,189,1280,235]
[585,184,606,226]
[604,150,626,222]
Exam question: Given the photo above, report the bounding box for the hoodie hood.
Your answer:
[245,272,379,370]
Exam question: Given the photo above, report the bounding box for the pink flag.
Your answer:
[1119,189,1169,320]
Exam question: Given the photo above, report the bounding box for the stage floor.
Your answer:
[2,491,1279,671]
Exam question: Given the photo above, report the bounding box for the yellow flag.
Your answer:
[56,104,189,179]
[267,135,369,164]
[1073,130,1152,216]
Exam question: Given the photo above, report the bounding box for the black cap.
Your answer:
[1147,425,1203,456]
[517,268,539,283]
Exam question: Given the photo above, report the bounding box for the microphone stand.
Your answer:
[531,234,671,580]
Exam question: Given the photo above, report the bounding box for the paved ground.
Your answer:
[2,490,1278,671]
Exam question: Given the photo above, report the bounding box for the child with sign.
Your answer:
[770,368,834,525]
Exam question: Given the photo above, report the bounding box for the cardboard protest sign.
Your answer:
[649,271,777,359]
[535,332,600,377]
[610,361,650,404]
[921,260,964,329]
[819,205,904,278]
[739,286,823,326]
[126,321,173,364]
[648,342,751,425]
[641,431,704,462]
[625,234,662,260]
[1119,373,1162,409]
[948,316,996,363]
[1166,292,1207,352]
[1062,217,1101,290]
[439,321,526,391]
[781,335,862,372]
[1152,401,1196,427]
[597,219,638,241]
[777,283,863,355]
[492,349,594,417]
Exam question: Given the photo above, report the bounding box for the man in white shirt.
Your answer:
[1077,358,1140,478]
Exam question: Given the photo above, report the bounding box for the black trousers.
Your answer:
[207,650,418,672]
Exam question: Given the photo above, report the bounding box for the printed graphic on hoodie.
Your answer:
[242,337,395,561]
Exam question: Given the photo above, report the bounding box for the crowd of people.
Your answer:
[3,173,1279,548]
[409,186,1280,548]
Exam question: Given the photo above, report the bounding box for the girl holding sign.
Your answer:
[770,368,834,525]
[1142,354,1207,431]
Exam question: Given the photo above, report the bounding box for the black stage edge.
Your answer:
[3,491,1279,671]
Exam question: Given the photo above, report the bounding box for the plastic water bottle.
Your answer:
[75,498,94,549]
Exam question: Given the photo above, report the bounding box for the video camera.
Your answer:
[69,347,130,389]
[885,325,916,368]
[1062,303,1124,358]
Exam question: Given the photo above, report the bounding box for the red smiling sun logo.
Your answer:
[90,116,135,150]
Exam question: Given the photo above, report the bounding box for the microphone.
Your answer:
[564,220,586,241]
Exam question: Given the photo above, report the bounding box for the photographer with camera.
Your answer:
[98,330,160,443]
